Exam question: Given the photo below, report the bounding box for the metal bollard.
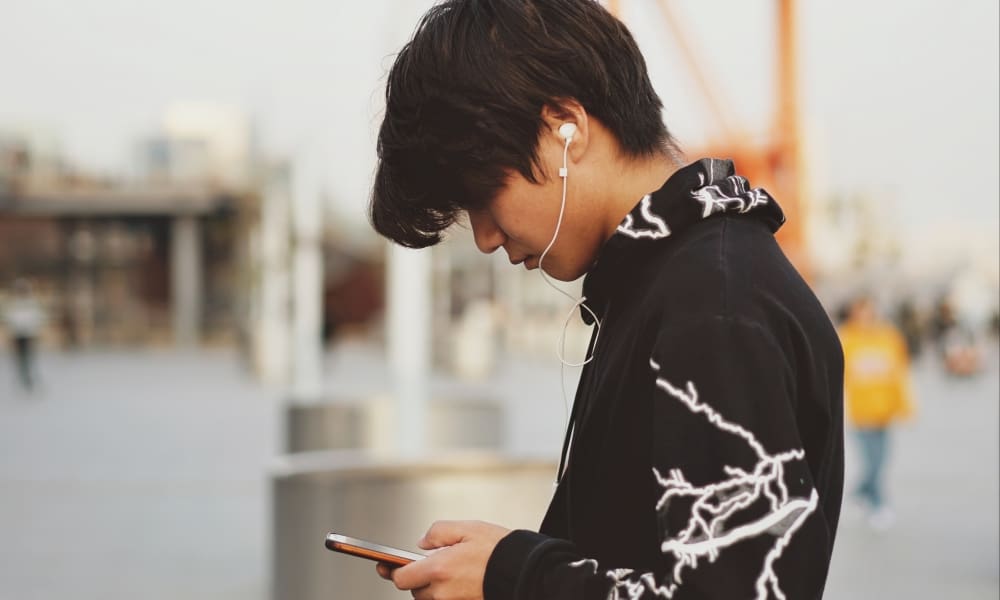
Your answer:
[283,398,505,454]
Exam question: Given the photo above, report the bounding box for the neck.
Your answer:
[598,151,677,243]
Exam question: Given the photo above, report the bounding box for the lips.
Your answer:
[508,253,538,270]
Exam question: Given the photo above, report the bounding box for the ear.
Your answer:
[541,99,589,160]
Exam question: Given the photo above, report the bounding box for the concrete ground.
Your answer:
[0,349,278,600]
[825,348,999,600]
[0,341,996,599]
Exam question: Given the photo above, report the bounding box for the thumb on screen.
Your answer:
[418,520,468,549]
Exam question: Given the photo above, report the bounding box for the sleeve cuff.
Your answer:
[483,530,560,600]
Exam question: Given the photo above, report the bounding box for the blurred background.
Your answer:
[0,1,996,599]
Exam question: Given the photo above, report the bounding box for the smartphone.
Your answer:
[325,533,426,567]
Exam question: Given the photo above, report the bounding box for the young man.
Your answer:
[370,1,844,598]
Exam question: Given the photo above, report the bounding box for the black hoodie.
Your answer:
[483,158,844,600]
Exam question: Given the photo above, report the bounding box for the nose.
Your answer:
[468,209,506,254]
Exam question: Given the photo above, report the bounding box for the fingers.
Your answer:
[410,587,434,600]
[418,520,474,550]
[378,522,465,592]
[389,554,439,591]
[385,522,503,598]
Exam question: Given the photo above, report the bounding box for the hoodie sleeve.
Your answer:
[483,314,834,600]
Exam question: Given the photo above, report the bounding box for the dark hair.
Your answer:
[371,0,680,248]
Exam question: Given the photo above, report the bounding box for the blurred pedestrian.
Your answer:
[3,279,45,392]
[839,295,914,530]
[928,297,957,352]
[928,298,983,376]
[894,299,923,358]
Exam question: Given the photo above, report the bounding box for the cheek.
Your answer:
[490,202,533,244]
[501,211,551,250]
[490,179,561,248]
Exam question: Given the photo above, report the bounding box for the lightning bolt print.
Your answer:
[691,174,771,219]
[569,358,818,600]
[617,195,671,240]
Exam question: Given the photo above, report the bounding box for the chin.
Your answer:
[542,263,589,282]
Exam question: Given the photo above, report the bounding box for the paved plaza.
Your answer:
[0,342,997,599]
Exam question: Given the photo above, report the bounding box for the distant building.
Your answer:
[0,121,258,349]
[0,184,253,348]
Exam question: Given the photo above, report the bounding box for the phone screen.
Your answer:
[325,533,426,567]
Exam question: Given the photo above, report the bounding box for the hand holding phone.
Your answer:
[325,533,426,567]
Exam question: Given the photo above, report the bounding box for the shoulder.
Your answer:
[644,215,796,322]
[645,216,839,364]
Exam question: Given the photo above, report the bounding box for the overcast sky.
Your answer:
[2,0,997,274]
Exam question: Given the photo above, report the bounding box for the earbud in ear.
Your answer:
[558,123,577,141]
[557,123,575,178]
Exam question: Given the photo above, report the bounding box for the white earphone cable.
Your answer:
[537,134,603,433]
[538,136,603,366]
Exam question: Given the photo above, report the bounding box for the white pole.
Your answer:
[290,166,325,403]
[256,164,292,384]
[387,242,432,456]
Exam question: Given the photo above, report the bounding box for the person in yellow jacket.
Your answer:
[839,295,914,530]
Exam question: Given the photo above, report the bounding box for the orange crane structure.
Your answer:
[608,0,809,276]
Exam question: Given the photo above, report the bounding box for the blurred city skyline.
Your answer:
[2,0,997,279]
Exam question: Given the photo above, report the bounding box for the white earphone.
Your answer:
[541,120,601,486]
[557,123,575,178]
[537,122,602,369]
[558,122,577,141]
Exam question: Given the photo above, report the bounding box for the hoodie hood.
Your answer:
[581,158,785,324]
